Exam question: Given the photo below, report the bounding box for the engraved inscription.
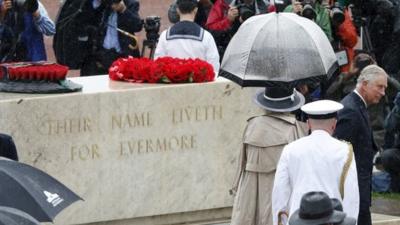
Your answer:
[39,118,92,136]
[71,144,101,161]
[172,105,223,124]
[119,135,197,156]
[112,112,153,130]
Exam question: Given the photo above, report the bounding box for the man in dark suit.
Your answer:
[334,65,388,225]
[0,133,18,161]
[80,0,142,76]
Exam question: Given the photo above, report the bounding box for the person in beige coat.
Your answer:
[230,85,308,225]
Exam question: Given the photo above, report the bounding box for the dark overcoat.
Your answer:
[334,92,377,225]
[0,134,18,161]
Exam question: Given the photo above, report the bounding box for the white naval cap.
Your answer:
[301,100,344,119]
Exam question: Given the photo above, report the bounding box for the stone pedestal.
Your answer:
[0,76,264,225]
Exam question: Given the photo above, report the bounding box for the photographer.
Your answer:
[155,0,220,73]
[384,92,400,149]
[329,4,357,74]
[206,0,268,31]
[367,0,396,65]
[373,93,400,193]
[205,0,268,58]
[0,0,55,62]
[284,0,333,41]
[81,0,142,76]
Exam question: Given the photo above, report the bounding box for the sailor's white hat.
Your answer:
[301,100,344,119]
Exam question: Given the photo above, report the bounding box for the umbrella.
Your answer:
[0,206,39,225]
[219,12,338,87]
[0,158,83,222]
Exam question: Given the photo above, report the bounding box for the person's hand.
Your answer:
[1,0,12,12]
[227,6,239,22]
[292,0,303,14]
[111,0,126,13]
[24,0,39,14]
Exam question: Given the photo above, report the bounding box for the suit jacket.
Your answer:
[0,134,18,161]
[101,0,142,58]
[334,91,377,209]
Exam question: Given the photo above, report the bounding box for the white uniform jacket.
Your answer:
[271,130,359,225]
[154,21,220,73]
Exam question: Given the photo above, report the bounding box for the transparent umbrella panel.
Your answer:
[220,12,338,87]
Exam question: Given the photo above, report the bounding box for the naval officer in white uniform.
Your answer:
[271,100,359,225]
[154,0,220,73]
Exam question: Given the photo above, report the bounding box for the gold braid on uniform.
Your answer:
[339,141,354,199]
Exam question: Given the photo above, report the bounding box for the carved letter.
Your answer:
[146,139,154,153]
[71,146,78,161]
[56,120,67,135]
[169,136,180,150]
[213,105,223,120]
[146,112,153,127]
[156,138,168,151]
[119,142,127,156]
[112,115,122,130]
[84,118,92,132]
[91,144,101,159]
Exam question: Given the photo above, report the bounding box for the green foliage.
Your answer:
[372,192,400,201]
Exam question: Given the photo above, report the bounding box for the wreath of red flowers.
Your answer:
[0,62,68,81]
[109,57,215,83]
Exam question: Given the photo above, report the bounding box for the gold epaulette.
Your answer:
[339,141,354,199]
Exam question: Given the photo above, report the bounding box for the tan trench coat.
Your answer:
[230,113,307,225]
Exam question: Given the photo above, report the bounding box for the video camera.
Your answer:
[235,3,255,21]
[142,16,161,42]
[349,0,393,27]
[298,0,317,20]
[330,2,345,26]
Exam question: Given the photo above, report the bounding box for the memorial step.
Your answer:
[189,214,400,225]
[372,213,400,225]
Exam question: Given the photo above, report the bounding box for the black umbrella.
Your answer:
[0,158,83,222]
[0,206,39,225]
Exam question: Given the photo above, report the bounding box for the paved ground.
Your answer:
[372,198,400,216]
[188,214,400,225]
[372,214,400,225]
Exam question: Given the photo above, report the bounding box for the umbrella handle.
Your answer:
[278,211,289,225]
[113,27,139,50]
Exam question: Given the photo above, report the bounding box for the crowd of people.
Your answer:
[0,0,400,225]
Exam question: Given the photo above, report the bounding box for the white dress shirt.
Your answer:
[354,89,367,107]
[272,130,359,225]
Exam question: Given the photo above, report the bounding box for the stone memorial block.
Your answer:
[0,76,263,225]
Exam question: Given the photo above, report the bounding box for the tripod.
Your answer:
[141,39,158,59]
[358,18,375,58]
